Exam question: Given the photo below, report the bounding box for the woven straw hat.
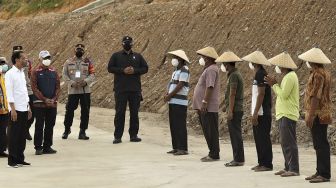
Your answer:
[298,47,331,64]
[167,50,190,63]
[196,46,219,59]
[268,51,297,69]
[215,51,242,63]
[242,50,271,66]
[0,57,7,63]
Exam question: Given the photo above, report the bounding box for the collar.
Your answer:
[12,65,23,72]
[122,50,133,55]
[228,68,238,76]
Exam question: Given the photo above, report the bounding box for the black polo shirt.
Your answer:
[108,50,148,92]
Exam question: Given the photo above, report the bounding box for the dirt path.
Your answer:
[0,105,335,188]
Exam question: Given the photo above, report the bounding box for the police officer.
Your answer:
[62,44,95,140]
[108,36,148,144]
[12,46,34,141]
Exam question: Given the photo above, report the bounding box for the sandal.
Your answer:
[274,170,287,175]
[309,176,330,183]
[200,156,219,162]
[225,161,244,167]
[280,171,300,177]
[305,173,318,181]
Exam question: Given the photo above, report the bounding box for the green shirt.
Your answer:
[272,71,300,121]
[224,68,244,112]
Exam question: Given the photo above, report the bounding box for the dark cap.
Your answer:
[122,36,133,42]
[13,46,23,52]
[75,44,85,50]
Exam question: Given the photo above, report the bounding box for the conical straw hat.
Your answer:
[196,46,219,59]
[268,51,297,69]
[242,50,271,66]
[167,50,190,63]
[215,51,242,63]
[0,57,7,63]
[298,47,331,64]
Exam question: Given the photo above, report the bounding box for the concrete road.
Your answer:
[0,106,335,188]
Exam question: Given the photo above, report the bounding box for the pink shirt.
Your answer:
[192,64,220,112]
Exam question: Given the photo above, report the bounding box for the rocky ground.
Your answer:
[0,0,335,153]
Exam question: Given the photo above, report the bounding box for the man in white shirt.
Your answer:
[5,51,32,168]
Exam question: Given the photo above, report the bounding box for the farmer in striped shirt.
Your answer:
[164,50,190,156]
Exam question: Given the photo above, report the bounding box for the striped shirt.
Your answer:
[168,66,190,106]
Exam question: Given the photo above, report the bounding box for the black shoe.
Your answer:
[7,163,19,168]
[78,132,89,140]
[130,137,142,142]
[62,129,71,139]
[113,138,122,144]
[26,132,32,141]
[17,161,31,167]
[167,149,177,154]
[35,149,43,155]
[0,152,8,158]
[43,148,57,154]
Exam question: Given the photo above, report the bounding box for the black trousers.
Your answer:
[64,94,91,130]
[311,117,331,179]
[0,114,9,152]
[27,95,35,130]
[8,111,28,165]
[253,115,273,169]
[169,104,188,151]
[228,111,245,162]
[114,91,141,139]
[199,112,220,159]
[34,107,57,150]
[279,117,299,173]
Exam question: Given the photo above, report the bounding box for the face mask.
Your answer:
[199,58,206,66]
[275,66,282,74]
[306,62,312,69]
[75,50,84,58]
[248,62,255,70]
[221,64,227,72]
[171,58,179,67]
[122,42,133,51]
[0,65,8,73]
[42,59,51,67]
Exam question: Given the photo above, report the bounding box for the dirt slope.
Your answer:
[0,0,335,153]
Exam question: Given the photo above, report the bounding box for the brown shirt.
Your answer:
[192,64,220,112]
[304,67,332,124]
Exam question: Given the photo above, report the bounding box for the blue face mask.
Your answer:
[0,64,9,73]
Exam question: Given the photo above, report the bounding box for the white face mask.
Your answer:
[306,62,312,69]
[221,64,227,72]
[42,59,51,67]
[199,58,206,66]
[248,62,255,70]
[171,58,179,67]
[275,66,282,74]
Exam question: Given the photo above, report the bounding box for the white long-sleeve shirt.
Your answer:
[5,65,29,112]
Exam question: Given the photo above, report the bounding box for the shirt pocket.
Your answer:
[68,64,77,75]
[81,63,89,75]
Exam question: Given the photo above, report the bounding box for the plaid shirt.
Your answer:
[304,67,332,124]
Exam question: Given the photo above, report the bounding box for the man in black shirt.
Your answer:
[108,36,148,144]
[243,51,273,172]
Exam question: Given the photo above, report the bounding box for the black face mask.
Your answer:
[75,50,84,58]
[122,42,132,51]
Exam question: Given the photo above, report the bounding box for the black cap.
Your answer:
[13,46,23,52]
[75,44,85,50]
[122,36,133,42]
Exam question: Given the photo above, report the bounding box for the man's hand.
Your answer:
[201,102,208,114]
[71,81,79,88]
[264,75,277,86]
[222,106,227,113]
[11,111,17,122]
[252,113,258,126]
[78,80,87,87]
[163,94,171,103]
[28,110,32,120]
[305,114,314,128]
[124,67,134,75]
[227,111,233,122]
[45,99,54,107]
